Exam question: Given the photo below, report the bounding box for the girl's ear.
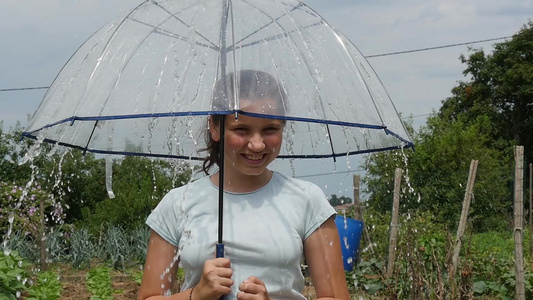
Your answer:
[209,116,221,142]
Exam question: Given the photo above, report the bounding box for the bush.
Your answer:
[0,181,65,239]
[0,250,29,299]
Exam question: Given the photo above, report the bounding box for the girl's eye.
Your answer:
[264,126,280,133]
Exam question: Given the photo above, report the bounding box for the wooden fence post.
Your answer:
[514,146,525,300]
[449,160,478,288]
[528,163,533,257]
[39,196,47,271]
[386,168,402,278]
[353,174,361,221]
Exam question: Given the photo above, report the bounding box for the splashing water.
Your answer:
[400,146,421,203]
[2,141,43,254]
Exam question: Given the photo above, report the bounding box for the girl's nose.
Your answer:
[248,133,265,151]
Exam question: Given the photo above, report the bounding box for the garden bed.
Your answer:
[39,265,317,299]
[60,276,138,300]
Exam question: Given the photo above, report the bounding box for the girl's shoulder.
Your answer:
[272,171,325,197]
[162,175,214,200]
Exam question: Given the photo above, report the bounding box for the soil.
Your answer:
[52,267,316,300]
[58,279,315,299]
[59,274,139,300]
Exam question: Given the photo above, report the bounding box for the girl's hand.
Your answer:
[237,276,270,300]
[195,258,234,300]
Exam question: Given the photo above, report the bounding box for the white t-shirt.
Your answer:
[146,171,335,300]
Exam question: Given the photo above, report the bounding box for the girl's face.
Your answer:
[210,98,284,180]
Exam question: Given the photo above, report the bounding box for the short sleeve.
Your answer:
[303,183,336,240]
[146,189,183,247]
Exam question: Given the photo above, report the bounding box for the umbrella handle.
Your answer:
[216,243,225,300]
[216,243,224,258]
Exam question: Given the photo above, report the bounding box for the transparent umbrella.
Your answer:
[23,0,413,256]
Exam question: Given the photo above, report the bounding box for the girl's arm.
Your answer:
[138,230,233,300]
[138,230,187,300]
[304,217,350,300]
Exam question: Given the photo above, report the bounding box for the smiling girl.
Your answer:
[139,70,349,300]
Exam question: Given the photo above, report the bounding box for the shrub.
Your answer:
[0,250,29,299]
[0,181,65,238]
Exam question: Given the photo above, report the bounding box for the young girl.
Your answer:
[138,70,349,300]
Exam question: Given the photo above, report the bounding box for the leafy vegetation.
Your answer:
[86,265,114,300]
[25,270,62,300]
[0,250,29,299]
[348,207,533,299]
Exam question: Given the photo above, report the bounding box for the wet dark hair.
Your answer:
[201,70,288,174]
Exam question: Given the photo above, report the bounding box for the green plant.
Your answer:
[69,227,94,269]
[472,257,533,299]
[0,250,29,299]
[86,265,114,300]
[102,225,129,271]
[130,225,150,264]
[3,230,39,262]
[0,180,65,239]
[132,270,143,285]
[45,226,70,264]
[349,258,384,295]
[26,270,62,300]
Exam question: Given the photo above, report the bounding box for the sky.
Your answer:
[0,0,531,199]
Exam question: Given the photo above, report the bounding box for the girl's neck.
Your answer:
[210,170,273,193]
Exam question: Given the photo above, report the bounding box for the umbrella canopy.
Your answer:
[23,0,413,160]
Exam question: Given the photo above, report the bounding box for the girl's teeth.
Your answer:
[246,155,263,160]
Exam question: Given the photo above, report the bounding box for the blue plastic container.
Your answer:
[335,215,364,271]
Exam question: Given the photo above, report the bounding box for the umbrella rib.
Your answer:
[229,22,322,51]
[149,2,220,50]
[232,1,303,46]
[229,2,324,51]
[82,120,99,156]
[127,17,220,51]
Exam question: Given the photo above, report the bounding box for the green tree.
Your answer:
[440,21,533,162]
[363,22,531,231]
[0,125,192,231]
[38,149,107,224]
[411,115,512,230]
[0,126,108,225]
[0,124,33,183]
[84,156,191,231]
[364,115,512,231]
